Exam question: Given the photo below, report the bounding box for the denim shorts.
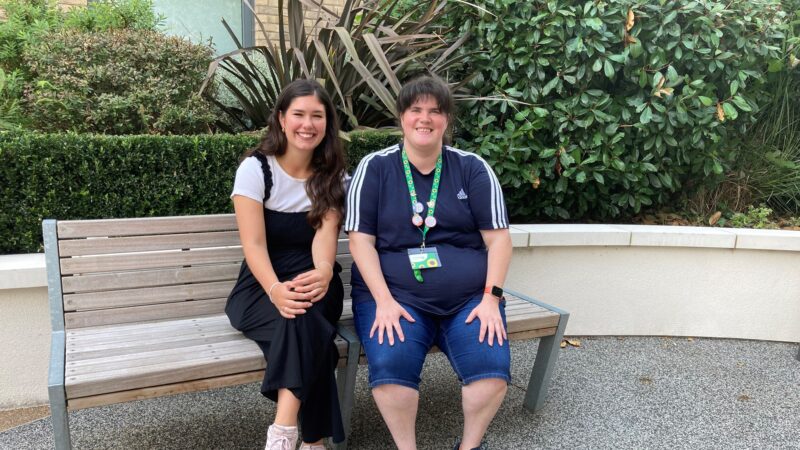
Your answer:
[352,294,511,390]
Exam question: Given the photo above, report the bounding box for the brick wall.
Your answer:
[253,0,346,46]
[57,0,88,10]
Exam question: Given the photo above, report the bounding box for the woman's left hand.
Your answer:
[465,294,507,346]
[291,265,334,303]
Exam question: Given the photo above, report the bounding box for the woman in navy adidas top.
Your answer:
[226,80,346,450]
[346,76,513,450]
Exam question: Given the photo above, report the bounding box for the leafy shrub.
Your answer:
[0,0,62,74]
[22,29,217,134]
[0,0,163,74]
[63,0,164,32]
[0,129,396,254]
[448,0,787,221]
[724,0,800,215]
[728,205,776,229]
[0,68,24,129]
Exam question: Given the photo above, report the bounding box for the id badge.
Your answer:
[407,247,442,270]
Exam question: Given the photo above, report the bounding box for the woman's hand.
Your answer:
[291,264,334,302]
[371,298,416,346]
[465,294,507,346]
[269,282,314,319]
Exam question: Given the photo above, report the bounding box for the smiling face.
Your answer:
[278,94,327,155]
[400,95,448,154]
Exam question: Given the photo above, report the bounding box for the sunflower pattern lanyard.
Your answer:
[402,147,443,283]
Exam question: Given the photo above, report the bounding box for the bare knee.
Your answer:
[462,378,507,410]
[373,384,418,405]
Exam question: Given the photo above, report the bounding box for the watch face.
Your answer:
[491,286,503,298]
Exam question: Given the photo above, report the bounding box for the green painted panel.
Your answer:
[152,0,243,54]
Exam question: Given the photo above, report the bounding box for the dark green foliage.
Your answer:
[0,68,25,129]
[731,0,800,215]
[344,129,402,168]
[0,130,397,254]
[22,29,216,134]
[448,0,787,221]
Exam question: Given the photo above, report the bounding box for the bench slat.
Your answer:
[337,239,348,254]
[65,348,265,398]
[66,313,230,337]
[64,298,227,329]
[67,328,243,362]
[67,339,262,376]
[64,337,350,399]
[57,215,237,239]
[68,371,265,411]
[62,264,241,294]
[62,249,350,276]
[64,280,236,311]
[507,314,560,333]
[67,316,234,344]
[510,327,558,341]
[336,254,353,268]
[60,247,244,275]
[58,231,241,257]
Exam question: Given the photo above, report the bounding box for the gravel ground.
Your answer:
[1,336,798,450]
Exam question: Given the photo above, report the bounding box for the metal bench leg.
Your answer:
[49,386,71,450]
[334,326,361,450]
[49,331,71,450]
[523,312,569,412]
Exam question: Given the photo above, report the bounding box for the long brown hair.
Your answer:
[244,79,345,228]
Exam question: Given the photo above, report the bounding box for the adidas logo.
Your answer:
[457,189,468,200]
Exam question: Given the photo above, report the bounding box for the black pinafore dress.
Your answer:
[225,153,345,444]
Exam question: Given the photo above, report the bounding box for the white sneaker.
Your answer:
[299,443,326,450]
[265,424,298,450]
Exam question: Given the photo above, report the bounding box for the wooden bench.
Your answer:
[43,214,568,450]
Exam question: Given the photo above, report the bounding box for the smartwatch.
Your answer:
[484,285,503,299]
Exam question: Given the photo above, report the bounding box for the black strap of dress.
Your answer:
[251,152,273,202]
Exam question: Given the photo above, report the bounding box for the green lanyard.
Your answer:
[401,146,442,282]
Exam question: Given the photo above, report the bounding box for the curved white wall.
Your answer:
[506,225,800,342]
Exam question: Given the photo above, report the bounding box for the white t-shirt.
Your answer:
[230,154,312,212]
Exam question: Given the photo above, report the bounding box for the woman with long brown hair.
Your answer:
[226,79,346,450]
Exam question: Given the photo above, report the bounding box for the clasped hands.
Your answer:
[270,264,333,319]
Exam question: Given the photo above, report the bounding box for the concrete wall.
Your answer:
[0,288,50,410]
[505,225,800,342]
[1,225,798,409]
[57,0,87,9]
[508,246,800,341]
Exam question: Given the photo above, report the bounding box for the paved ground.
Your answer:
[1,336,798,449]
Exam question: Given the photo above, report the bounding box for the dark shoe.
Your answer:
[452,440,487,450]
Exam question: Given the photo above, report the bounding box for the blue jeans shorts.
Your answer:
[352,294,511,390]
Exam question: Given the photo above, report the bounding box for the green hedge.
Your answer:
[448,0,788,220]
[0,130,398,254]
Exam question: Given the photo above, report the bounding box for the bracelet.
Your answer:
[267,281,281,300]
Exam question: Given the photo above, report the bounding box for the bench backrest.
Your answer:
[44,215,352,331]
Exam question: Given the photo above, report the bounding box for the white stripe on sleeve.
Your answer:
[448,147,507,229]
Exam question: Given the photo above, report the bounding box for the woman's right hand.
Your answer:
[370,298,416,346]
[269,282,313,319]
